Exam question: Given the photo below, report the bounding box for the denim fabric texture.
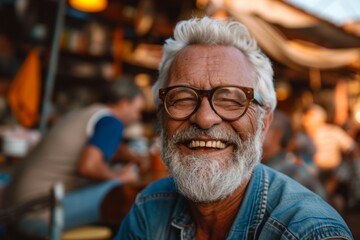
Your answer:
[116,164,353,240]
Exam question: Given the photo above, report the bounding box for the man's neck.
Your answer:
[189,177,250,240]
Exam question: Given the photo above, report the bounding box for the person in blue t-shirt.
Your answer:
[4,78,149,238]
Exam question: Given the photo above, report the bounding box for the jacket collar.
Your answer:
[169,164,269,239]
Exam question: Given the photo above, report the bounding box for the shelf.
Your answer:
[59,49,114,62]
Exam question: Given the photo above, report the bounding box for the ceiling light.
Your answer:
[69,0,107,12]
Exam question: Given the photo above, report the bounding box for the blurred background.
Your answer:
[0,0,359,140]
[0,0,359,238]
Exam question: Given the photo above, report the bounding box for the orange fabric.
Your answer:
[8,49,41,128]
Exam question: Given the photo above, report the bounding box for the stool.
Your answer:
[62,225,112,240]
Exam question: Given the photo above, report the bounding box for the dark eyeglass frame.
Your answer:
[159,85,264,121]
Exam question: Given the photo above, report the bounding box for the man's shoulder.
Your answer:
[258,165,352,238]
[262,164,330,212]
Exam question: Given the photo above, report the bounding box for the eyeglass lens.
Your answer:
[164,86,249,120]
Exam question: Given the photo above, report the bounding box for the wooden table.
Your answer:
[100,170,169,226]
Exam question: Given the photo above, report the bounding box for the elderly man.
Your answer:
[116,17,352,239]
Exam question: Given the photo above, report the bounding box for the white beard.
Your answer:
[160,123,263,203]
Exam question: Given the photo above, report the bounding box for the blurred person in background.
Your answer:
[116,17,352,239]
[302,104,358,210]
[287,124,317,175]
[262,110,326,199]
[4,78,149,238]
[346,125,360,211]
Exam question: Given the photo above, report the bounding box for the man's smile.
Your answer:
[176,138,235,156]
[188,140,227,149]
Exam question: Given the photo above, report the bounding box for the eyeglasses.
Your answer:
[159,85,264,121]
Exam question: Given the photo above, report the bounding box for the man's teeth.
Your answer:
[189,140,226,149]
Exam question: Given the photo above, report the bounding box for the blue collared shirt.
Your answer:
[115,164,353,239]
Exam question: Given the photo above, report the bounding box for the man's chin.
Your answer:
[171,167,245,203]
[177,167,253,204]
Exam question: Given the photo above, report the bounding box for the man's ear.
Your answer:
[261,111,273,142]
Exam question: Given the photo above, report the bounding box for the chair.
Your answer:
[0,182,62,239]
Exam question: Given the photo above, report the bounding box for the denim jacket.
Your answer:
[116,164,353,240]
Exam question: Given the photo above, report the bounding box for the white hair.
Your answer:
[152,16,277,111]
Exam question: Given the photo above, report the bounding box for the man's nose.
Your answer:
[189,97,222,129]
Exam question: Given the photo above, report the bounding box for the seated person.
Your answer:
[116,17,352,239]
[4,78,148,238]
[262,110,326,199]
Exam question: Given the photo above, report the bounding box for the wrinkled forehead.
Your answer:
[168,45,255,89]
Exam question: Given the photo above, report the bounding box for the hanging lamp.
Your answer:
[69,0,107,12]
